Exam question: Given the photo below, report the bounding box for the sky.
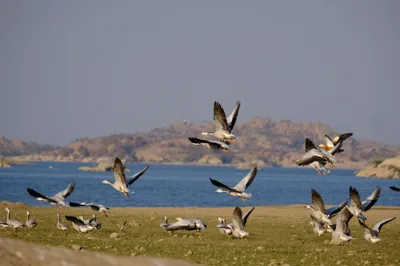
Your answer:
[0,1,399,146]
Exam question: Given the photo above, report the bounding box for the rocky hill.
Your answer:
[9,117,400,168]
[0,136,56,156]
[356,155,400,178]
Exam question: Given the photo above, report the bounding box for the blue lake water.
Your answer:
[0,162,399,207]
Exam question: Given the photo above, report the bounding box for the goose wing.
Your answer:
[65,215,85,226]
[69,202,85,208]
[209,178,241,193]
[165,219,195,231]
[232,207,244,231]
[27,188,58,204]
[328,141,344,156]
[213,101,229,132]
[326,201,348,218]
[53,182,75,200]
[127,165,150,186]
[226,101,241,132]
[361,186,381,211]
[389,186,400,192]
[113,157,127,185]
[232,165,258,192]
[372,217,396,233]
[311,189,326,212]
[333,133,353,144]
[295,150,326,166]
[188,137,212,146]
[305,138,318,152]
[242,206,255,226]
[349,186,364,210]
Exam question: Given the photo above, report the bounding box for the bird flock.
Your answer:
[0,101,398,245]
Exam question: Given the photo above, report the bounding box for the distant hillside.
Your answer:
[9,117,400,168]
[0,136,56,156]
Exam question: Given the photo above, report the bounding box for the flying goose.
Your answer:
[25,211,37,228]
[188,137,231,152]
[226,101,241,133]
[217,206,255,239]
[102,157,150,198]
[358,217,396,244]
[210,165,257,201]
[69,202,111,217]
[201,101,237,143]
[5,208,24,230]
[348,186,367,221]
[295,138,338,175]
[26,182,75,208]
[306,189,347,227]
[160,217,207,236]
[56,213,69,230]
[389,186,400,192]
[328,206,354,245]
[319,133,353,153]
[65,215,96,233]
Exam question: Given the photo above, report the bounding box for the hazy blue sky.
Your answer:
[1,1,399,145]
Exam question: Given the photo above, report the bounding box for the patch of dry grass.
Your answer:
[1,204,399,265]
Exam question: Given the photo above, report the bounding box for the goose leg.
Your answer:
[317,170,321,176]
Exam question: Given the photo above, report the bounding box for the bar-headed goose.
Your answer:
[295,138,338,175]
[69,202,111,217]
[188,137,231,152]
[210,165,257,201]
[65,215,95,233]
[328,206,354,245]
[102,157,150,198]
[160,217,206,236]
[25,211,37,228]
[319,133,353,153]
[5,207,24,230]
[217,206,255,239]
[231,207,249,239]
[201,101,238,143]
[358,217,396,244]
[56,213,69,230]
[306,189,347,227]
[348,186,367,221]
[78,214,101,229]
[26,182,75,208]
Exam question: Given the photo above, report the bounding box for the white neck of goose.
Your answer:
[26,212,30,221]
[102,180,114,186]
[201,132,214,136]
[57,213,61,222]
[164,216,168,224]
[5,208,10,221]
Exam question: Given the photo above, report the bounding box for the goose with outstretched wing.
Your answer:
[358,217,396,243]
[102,157,150,198]
[226,101,241,133]
[217,206,255,239]
[201,101,237,143]
[26,182,75,208]
[188,137,231,152]
[69,202,111,217]
[389,186,400,192]
[210,165,257,201]
[295,138,337,176]
[319,133,353,153]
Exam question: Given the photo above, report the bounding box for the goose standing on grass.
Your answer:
[389,186,400,192]
[319,133,353,153]
[5,208,24,230]
[26,182,75,208]
[201,101,238,143]
[305,189,347,227]
[188,137,231,152]
[358,217,396,243]
[102,157,150,198]
[25,211,37,228]
[217,206,255,239]
[210,165,257,201]
[65,215,96,233]
[56,213,69,230]
[294,138,338,176]
[69,202,111,217]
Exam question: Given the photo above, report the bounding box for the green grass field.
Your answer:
[1,203,399,266]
